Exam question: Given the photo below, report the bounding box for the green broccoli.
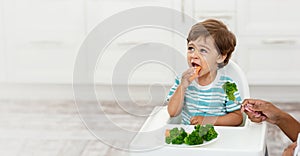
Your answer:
[194,124,201,131]
[201,124,218,141]
[222,81,238,101]
[194,124,218,141]
[165,127,187,144]
[184,130,203,145]
[195,124,209,136]
[165,125,218,145]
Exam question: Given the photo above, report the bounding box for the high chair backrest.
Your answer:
[222,60,250,126]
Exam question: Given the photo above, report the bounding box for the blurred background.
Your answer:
[1,0,300,101]
[0,0,299,156]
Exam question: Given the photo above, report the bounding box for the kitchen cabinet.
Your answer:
[0,0,190,85]
[237,0,300,36]
[237,36,300,85]
[236,0,300,85]
[194,0,237,33]
[2,0,86,83]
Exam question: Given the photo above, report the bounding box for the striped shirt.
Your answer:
[166,69,242,125]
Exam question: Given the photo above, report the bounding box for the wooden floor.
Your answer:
[0,99,299,156]
[0,100,155,156]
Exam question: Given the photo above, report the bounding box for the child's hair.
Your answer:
[187,19,236,68]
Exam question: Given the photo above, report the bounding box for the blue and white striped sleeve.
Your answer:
[166,75,181,102]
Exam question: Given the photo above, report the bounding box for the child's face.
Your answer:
[187,36,226,77]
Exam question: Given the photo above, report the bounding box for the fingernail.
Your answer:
[254,112,261,117]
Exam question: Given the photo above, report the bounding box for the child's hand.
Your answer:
[181,67,199,89]
[190,116,205,125]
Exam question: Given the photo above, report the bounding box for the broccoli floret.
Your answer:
[184,130,203,145]
[165,125,218,145]
[194,124,218,141]
[165,136,172,144]
[222,81,238,101]
[194,124,201,131]
[165,127,187,144]
[196,124,210,136]
[201,124,218,141]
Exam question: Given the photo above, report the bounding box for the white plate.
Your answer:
[165,137,218,148]
[164,126,219,148]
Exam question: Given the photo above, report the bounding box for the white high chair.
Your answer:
[130,61,267,156]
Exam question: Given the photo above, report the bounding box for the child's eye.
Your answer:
[200,49,207,53]
[188,47,195,52]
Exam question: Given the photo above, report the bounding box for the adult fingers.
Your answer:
[248,117,263,123]
[242,99,253,106]
[251,101,274,112]
[245,99,269,112]
[244,111,255,119]
[241,99,261,107]
[242,99,265,105]
[247,114,263,123]
[241,99,249,107]
[240,105,245,112]
[287,142,297,149]
[282,142,297,156]
[243,110,252,117]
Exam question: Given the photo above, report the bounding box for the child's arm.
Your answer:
[167,68,196,117]
[167,84,186,117]
[190,110,243,126]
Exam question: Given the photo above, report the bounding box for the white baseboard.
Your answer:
[1,83,300,103]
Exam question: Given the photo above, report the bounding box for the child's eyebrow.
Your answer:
[187,43,195,46]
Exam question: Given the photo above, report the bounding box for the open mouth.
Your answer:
[191,62,200,67]
[189,62,202,81]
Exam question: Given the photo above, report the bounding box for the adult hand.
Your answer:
[282,142,297,156]
[241,99,282,124]
[242,99,300,142]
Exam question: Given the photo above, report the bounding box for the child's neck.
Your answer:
[197,70,217,86]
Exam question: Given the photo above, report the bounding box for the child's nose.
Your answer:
[191,51,199,58]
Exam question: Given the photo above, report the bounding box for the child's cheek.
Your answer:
[200,57,209,71]
[187,57,192,67]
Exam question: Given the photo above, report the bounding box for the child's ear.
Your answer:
[217,54,227,64]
